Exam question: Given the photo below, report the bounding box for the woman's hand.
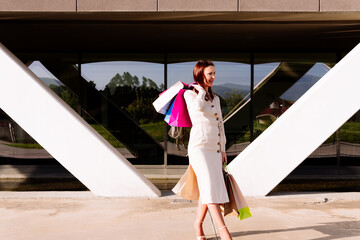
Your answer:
[221,151,227,164]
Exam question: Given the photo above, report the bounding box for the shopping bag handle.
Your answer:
[223,161,230,174]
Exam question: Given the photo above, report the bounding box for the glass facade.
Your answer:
[0,51,359,168]
[80,56,165,165]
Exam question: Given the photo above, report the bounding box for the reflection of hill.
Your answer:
[281,74,320,101]
[40,77,63,87]
[213,73,322,101]
[213,83,249,97]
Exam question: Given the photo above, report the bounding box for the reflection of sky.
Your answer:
[28,60,331,91]
[304,62,331,77]
[280,62,331,101]
[169,62,289,88]
[81,61,164,90]
[170,61,328,89]
[81,61,254,90]
[254,62,330,86]
[254,62,280,85]
[169,61,251,87]
[28,61,58,79]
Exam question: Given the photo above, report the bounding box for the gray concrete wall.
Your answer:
[321,0,360,11]
[158,0,237,11]
[240,0,319,12]
[77,0,157,12]
[0,0,76,11]
[0,0,360,12]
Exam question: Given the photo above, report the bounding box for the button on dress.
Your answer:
[184,89,229,204]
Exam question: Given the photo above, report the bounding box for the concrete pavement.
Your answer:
[0,191,360,240]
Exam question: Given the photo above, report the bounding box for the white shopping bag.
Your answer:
[152,81,185,114]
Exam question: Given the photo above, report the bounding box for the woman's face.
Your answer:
[203,66,216,88]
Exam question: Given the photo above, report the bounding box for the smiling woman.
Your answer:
[167,56,251,164]
[178,60,232,240]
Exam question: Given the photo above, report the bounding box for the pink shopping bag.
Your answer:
[168,89,192,127]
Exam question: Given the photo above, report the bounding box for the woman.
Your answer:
[184,60,232,240]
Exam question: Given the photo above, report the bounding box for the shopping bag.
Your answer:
[222,164,252,220]
[168,89,192,127]
[172,165,199,200]
[153,81,186,114]
[164,99,175,124]
[222,173,238,216]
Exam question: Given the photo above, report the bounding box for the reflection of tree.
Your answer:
[49,84,79,112]
[126,95,154,124]
[61,89,79,111]
[221,89,244,116]
[103,72,164,123]
[88,80,96,88]
[106,71,163,95]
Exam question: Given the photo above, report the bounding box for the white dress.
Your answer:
[184,89,229,204]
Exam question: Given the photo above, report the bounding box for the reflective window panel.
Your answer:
[254,53,339,165]
[81,54,165,165]
[0,108,52,164]
[339,110,360,165]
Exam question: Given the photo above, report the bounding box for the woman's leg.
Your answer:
[207,203,232,240]
[195,199,208,238]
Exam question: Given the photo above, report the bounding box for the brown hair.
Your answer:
[193,60,215,100]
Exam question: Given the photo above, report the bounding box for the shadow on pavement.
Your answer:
[227,220,360,239]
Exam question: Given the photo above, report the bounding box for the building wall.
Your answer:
[1,0,360,12]
[0,0,76,11]
[1,0,360,184]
